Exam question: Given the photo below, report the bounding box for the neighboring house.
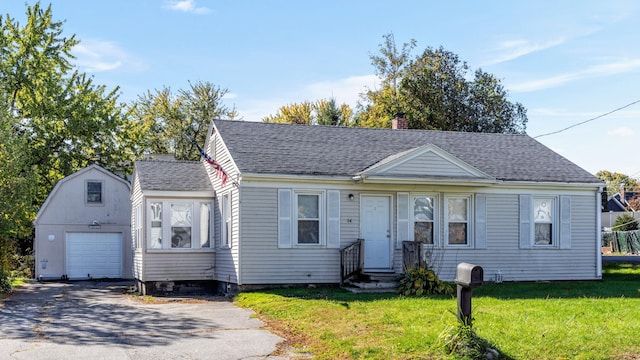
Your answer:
[132,118,604,294]
[34,164,132,280]
[605,192,629,212]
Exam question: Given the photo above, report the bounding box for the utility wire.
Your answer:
[534,99,640,139]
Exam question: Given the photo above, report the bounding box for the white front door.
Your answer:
[361,195,391,269]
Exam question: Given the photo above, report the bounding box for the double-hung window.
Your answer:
[446,195,471,246]
[86,180,103,204]
[296,192,322,245]
[171,204,192,248]
[534,197,555,246]
[412,195,437,244]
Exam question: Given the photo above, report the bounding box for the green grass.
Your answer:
[235,264,640,359]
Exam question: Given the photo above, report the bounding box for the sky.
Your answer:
[2,0,640,177]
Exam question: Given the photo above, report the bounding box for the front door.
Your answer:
[361,195,391,270]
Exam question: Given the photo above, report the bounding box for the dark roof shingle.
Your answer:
[135,160,213,191]
[214,120,601,184]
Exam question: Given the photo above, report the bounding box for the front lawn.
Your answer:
[235,264,640,359]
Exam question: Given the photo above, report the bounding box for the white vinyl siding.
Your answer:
[243,187,340,284]
[382,151,475,177]
[434,193,596,283]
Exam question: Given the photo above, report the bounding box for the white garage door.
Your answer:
[66,233,122,280]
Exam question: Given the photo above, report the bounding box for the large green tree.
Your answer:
[0,2,140,272]
[130,81,237,160]
[2,3,138,196]
[358,35,528,133]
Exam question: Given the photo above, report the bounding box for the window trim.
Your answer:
[410,193,439,246]
[532,196,558,248]
[86,180,104,205]
[444,194,473,248]
[294,190,325,246]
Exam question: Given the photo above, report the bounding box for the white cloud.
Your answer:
[484,37,566,66]
[510,58,640,92]
[608,127,636,137]
[162,0,211,14]
[235,74,379,121]
[303,74,379,108]
[72,40,147,73]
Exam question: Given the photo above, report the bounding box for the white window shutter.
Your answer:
[519,195,532,249]
[278,189,292,248]
[559,196,571,249]
[397,192,410,249]
[326,190,340,248]
[475,194,487,249]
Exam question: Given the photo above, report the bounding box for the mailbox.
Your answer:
[455,262,483,288]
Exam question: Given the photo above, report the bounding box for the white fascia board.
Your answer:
[141,190,215,198]
[358,175,499,187]
[238,172,355,185]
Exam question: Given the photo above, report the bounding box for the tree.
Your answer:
[263,98,355,126]
[358,34,528,133]
[1,3,139,199]
[0,2,142,275]
[129,81,237,160]
[613,213,638,231]
[595,170,637,197]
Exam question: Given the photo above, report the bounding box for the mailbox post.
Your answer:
[454,262,483,325]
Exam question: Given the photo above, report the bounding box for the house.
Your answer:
[131,118,604,294]
[34,164,133,280]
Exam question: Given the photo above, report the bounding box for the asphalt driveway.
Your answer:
[0,281,285,360]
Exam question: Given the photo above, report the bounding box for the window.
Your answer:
[534,197,555,245]
[147,200,213,250]
[133,205,142,249]
[200,203,211,248]
[412,195,437,244]
[86,181,103,204]
[149,202,163,249]
[446,195,470,246]
[171,204,192,248]
[297,193,321,244]
[220,193,232,248]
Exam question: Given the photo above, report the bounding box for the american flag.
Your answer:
[192,140,228,186]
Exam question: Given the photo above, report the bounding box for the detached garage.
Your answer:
[34,165,133,280]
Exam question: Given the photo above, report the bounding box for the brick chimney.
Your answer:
[392,112,408,130]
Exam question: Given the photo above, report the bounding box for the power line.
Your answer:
[534,99,640,139]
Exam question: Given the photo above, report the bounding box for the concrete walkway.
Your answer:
[0,281,286,360]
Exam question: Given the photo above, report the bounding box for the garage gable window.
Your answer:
[86,180,103,204]
[147,200,213,251]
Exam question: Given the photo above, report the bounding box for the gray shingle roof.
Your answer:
[214,120,601,184]
[134,160,213,191]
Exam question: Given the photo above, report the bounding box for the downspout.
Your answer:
[596,185,604,279]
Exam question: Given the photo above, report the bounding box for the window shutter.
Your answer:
[326,190,340,248]
[475,194,487,249]
[278,189,292,248]
[559,196,571,249]
[519,195,532,249]
[397,192,409,249]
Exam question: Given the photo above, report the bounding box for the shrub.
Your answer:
[398,261,453,296]
[613,213,639,231]
[0,271,12,293]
